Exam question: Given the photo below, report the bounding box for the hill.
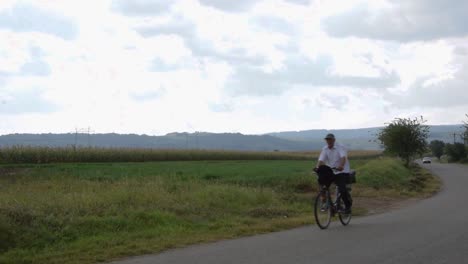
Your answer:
[0,132,321,151]
[0,125,463,151]
[267,125,465,150]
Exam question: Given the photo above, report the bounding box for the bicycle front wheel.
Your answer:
[314,192,331,229]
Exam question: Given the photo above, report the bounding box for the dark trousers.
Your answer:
[316,165,352,209]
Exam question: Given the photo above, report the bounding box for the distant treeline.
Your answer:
[0,146,381,164]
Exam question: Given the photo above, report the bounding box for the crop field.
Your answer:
[0,146,381,164]
[0,150,438,264]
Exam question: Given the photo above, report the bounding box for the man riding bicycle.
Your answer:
[314,133,352,214]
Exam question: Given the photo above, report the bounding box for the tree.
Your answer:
[378,116,429,167]
[445,143,467,162]
[462,114,468,146]
[429,140,445,160]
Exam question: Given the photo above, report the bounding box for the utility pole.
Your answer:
[451,132,458,144]
[86,127,95,147]
[460,132,468,146]
[462,121,468,146]
[74,127,78,149]
[73,127,93,148]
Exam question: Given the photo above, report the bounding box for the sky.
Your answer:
[0,0,467,135]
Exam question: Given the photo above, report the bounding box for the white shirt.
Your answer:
[318,143,350,174]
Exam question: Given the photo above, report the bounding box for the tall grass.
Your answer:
[0,146,381,164]
[358,157,412,189]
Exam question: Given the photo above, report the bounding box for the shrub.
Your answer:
[429,140,445,160]
[445,143,467,162]
[378,117,429,167]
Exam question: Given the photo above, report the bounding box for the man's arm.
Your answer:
[337,156,346,171]
[336,146,347,171]
[315,149,326,169]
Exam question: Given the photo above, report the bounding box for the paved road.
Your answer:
[112,162,468,264]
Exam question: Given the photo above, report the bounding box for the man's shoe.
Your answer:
[320,199,328,211]
[321,203,328,212]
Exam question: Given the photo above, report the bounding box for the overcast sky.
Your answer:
[1,0,467,135]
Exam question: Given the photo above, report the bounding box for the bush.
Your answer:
[445,143,467,162]
[429,140,445,160]
[378,117,429,167]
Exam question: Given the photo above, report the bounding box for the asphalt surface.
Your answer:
[111,162,468,264]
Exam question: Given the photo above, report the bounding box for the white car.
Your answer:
[422,157,432,164]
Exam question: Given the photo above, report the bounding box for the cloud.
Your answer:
[209,102,234,112]
[385,48,468,108]
[150,58,180,72]
[316,94,349,110]
[302,98,312,107]
[136,21,267,66]
[0,89,57,115]
[130,88,166,101]
[1,46,51,78]
[284,0,311,5]
[454,46,467,56]
[0,71,7,87]
[198,0,257,12]
[251,16,296,34]
[19,60,51,76]
[0,4,78,40]
[323,0,468,42]
[386,75,468,109]
[2,0,466,134]
[18,46,51,76]
[226,55,400,96]
[136,20,194,37]
[111,0,174,16]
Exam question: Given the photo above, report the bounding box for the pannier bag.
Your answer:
[347,170,357,184]
[346,171,356,191]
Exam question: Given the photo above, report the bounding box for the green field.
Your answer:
[0,155,438,264]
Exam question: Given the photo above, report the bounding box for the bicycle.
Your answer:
[313,169,355,229]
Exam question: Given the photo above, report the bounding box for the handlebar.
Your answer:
[314,166,339,172]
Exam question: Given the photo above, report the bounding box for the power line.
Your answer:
[73,127,94,147]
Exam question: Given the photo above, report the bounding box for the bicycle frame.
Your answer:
[320,184,342,216]
[314,168,353,229]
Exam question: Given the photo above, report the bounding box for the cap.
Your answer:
[324,133,335,139]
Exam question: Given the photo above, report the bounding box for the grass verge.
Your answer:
[0,157,439,264]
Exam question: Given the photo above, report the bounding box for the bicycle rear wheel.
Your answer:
[314,191,331,229]
[338,197,352,226]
